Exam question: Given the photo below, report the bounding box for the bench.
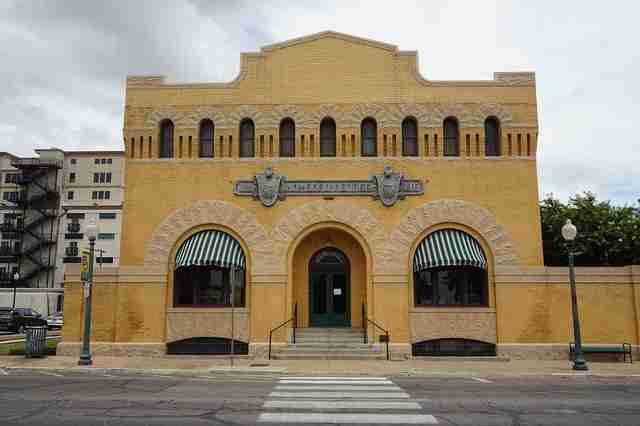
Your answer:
[569,343,633,363]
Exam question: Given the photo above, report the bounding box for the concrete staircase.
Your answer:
[271,327,387,360]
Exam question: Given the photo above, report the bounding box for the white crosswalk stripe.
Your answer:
[258,376,438,424]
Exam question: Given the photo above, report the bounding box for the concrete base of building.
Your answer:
[57,342,167,357]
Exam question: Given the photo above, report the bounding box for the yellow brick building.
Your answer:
[60,32,640,360]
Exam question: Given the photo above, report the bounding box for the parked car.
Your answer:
[0,307,47,333]
[46,311,63,330]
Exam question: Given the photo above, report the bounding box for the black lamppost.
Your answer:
[78,219,98,366]
[561,219,588,371]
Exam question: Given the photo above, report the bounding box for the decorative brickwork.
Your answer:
[380,199,519,274]
[143,200,269,273]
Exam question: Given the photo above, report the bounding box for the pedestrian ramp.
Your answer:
[258,376,438,424]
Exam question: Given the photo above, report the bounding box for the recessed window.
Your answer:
[413,339,496,357]
[279,118,295,157]
[443,117,460,156]
[413,229,488,307]
[199,119,215,158]
[361,118,377,157]
[402,117,418,156]
[239,119,255,158]
[484,117,501,156]
[159,120,174,158]
[320,117,337,157]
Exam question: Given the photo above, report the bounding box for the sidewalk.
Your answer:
[2,355,639,377]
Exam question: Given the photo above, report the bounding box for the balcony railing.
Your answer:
[11,158,64,169]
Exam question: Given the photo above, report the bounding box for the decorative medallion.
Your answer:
[234,166,424,207]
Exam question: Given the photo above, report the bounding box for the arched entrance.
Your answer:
[309,248,350,327]
[290,226,368,329]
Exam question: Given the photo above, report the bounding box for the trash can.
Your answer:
[25,326,47,358]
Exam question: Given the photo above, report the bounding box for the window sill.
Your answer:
[410,306,495,314]
[168,307,249,313]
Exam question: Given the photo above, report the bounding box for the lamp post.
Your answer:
[78,218,98,366]
[561,219,588,371]
[12,271,19,310]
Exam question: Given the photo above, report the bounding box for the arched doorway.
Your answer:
[308,248,350,327]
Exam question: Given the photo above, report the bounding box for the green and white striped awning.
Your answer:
[413,229,487,272]
[175,230,245,270]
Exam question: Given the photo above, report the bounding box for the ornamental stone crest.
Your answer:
[234,166,423,207]
[254,167,285,207]
[373,166,403,207]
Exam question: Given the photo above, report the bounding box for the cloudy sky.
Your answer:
[1,1,638,204]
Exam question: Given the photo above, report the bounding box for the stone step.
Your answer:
[295,328,364,335]
[276,347,382,354]
[282,343,376,350]
[271,352,387,360]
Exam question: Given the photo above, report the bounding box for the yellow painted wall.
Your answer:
[61,32,640,355]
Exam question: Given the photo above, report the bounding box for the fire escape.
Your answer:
[11,158,63,288]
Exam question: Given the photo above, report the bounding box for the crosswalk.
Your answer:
[258,376,438,424]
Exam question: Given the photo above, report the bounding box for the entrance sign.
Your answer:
[234,166,424,207]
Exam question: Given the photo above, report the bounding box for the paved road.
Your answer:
[0,369,639,425]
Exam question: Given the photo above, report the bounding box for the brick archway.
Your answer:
[380,199,519,274]
[144,200,270,273]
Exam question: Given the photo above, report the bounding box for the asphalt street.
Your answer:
[0,369,639,425]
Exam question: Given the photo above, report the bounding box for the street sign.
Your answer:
[80,249,90,282]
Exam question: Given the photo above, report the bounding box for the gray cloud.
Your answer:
[0,0,638,204]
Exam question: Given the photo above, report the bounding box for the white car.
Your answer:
[46,312,63,330]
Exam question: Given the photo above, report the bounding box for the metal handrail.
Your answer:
[363,303,390,360]
[268,303,297,360]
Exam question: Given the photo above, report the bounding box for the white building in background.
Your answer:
[0,148,124,315]
[56,151,125,288]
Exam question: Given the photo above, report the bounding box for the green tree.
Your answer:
[540,192,640,266]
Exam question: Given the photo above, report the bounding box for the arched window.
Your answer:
[402,117,418,156]
[413,229,488,307]
[484,117,501,156]
[173,230,246,307]
[320,117,336,157]
[239,118,255,158]
[279,118,295,157]
[199,119,214,158]
[443,117,460,156]
[159,119,174,158]
[361,118,377,157]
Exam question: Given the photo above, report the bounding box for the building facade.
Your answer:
[0,149,124,315]
[60,32,640,359]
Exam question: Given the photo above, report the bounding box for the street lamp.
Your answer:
[12,271,19,310]
[561,219,588,371]
[78,218,98,366]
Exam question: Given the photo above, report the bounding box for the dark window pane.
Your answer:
[239,119,255,158]
[443,117,459,156]
[361,118,377,157]
[402,118,418,156]
[320,118,336,157]
[199,119,214,158]
[485,117,500,156]
[414,266,487,306]
[279,118,295,157]
[160,120,174,158]
[174,265,245,307]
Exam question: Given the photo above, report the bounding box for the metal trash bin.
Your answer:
[25,326,47,358]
